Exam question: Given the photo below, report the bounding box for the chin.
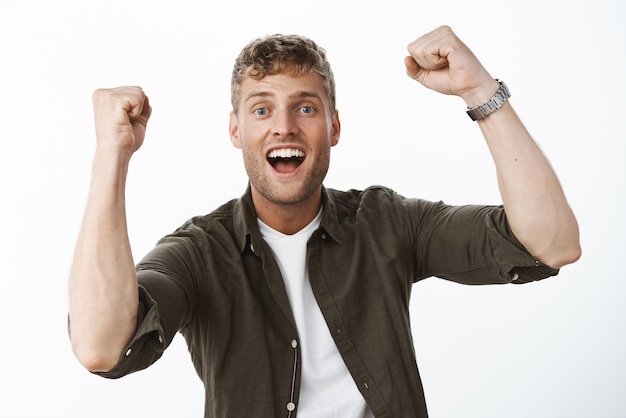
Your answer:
[254,182,321,207]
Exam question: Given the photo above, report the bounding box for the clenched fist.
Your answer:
[404,26,499,108]
[92,86,152,154]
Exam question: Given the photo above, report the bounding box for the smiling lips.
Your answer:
[267,147,305,174]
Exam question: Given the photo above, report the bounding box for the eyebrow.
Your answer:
[243,90,323,104]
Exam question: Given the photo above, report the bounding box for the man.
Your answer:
[69,26,581,417]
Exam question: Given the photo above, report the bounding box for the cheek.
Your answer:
[238,120,268,145]
[241,142,266,171]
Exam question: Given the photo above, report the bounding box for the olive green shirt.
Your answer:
[96,185,558,417]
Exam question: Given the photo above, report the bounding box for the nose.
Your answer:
[272,109,298,138]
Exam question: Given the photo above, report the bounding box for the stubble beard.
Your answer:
[243,147,331,208]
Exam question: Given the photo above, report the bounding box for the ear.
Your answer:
[330,109,341,147]
[229,111,242,149]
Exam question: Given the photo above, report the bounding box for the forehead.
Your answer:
[239,72,329,104]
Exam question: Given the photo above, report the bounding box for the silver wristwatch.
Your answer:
[466,80,510,121]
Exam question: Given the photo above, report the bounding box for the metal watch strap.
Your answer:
[466,80,510,121]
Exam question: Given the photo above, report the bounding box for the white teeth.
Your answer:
[268,148,305,159]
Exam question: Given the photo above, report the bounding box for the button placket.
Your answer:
[287,338,298,416]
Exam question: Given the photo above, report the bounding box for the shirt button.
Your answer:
[125,348,132,357]
[291,340,298,349]
[320,232,327,240]
[286,402,296,412]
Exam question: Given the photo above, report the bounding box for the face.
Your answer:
[229,72,340,209]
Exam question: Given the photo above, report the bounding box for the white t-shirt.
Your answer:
[259,211,374,418]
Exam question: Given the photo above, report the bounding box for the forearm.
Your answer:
[477,102,581,268]
[69,149,139,372]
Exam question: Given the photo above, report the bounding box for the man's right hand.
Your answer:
[69,87,150,372]
[92,86,152,154]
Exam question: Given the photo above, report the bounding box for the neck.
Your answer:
[251,187,322,235]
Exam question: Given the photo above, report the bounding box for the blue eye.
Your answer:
[300,106,314,114]
[254,108,268,116]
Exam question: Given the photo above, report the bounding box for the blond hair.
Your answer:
[231,34,336,113]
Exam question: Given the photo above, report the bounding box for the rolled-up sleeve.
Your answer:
[484,206,559,284]
[403,196,559,285]
[94,285,166,379]
[94,225,207,379]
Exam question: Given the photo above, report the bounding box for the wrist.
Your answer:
[94,141,134,163]
[465,79,511,121]
[462,79,501,107]
[91,145,133,186]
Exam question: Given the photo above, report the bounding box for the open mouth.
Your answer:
[267,148,305,174]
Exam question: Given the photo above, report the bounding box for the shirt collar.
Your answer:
[233,184,343,255]
[233,184,259,254]
[319,186,343,244]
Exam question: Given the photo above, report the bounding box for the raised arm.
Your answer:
[405,26,581,269]
[69,86,152,372]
